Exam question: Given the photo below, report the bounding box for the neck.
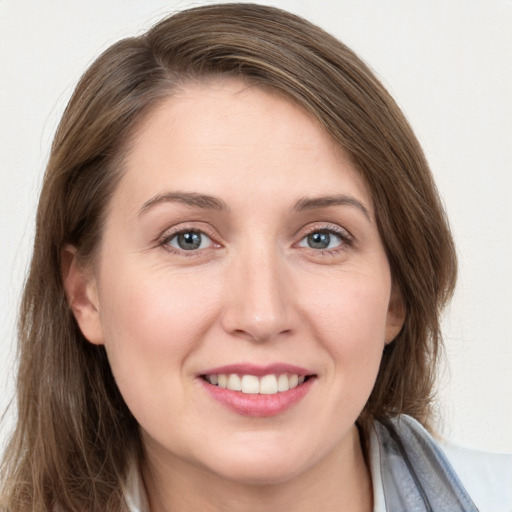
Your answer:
[141,425,373,512]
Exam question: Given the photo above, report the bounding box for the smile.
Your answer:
[202,373,308,395]
[199,364,316,417]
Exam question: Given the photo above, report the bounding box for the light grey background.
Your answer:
[1,0,511,454]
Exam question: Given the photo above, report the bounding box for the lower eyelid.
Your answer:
[158,227,219,252]
[297,234,340,248]
[157,224,353,255]
[297,227,353,246]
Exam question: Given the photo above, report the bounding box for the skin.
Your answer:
[66,78,404,511]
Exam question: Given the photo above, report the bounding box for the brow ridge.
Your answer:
[292,195,371,220]
[139,192,229,215]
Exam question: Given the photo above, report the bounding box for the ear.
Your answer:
[385,287,405,344]
[61,245,104,345]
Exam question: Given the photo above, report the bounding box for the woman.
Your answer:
[0,3,510,511]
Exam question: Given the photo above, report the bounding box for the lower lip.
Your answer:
[199,378,315,417]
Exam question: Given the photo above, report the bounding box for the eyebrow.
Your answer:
[138,191,371,221]
[138,192,229,216]
[292,195,371,221]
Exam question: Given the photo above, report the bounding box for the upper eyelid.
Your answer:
[158,222,219,242]
[155,221,353,247]
[158,227,220,256]
[295,222,353,240]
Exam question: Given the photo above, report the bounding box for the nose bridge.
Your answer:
[222,240,293,341]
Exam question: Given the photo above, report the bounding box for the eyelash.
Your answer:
[158,225,220,257]
[295,224,354,256]
[158,224,354,256]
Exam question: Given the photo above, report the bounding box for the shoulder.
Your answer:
[440,440,512,512]
[370,415,512,512]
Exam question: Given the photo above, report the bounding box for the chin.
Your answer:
[200,438,318,486]
[213,459,306,487]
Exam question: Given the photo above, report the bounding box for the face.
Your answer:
[70,79,403,486]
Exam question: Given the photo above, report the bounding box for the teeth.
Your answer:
[277,374,290,392]
[218,374,228,388]
[259,374,278,394]
[227,374,242,391]
[206,373,308,395]
[241,375,259,394]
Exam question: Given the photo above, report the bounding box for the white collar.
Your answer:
[368,423,387,512]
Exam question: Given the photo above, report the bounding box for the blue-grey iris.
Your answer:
[308,232,331,249]
[177,231,202,250]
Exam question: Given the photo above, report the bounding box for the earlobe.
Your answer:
[61,245,104,345]
[385,288,405,344]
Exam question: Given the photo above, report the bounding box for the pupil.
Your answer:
[178,231,202,250]
[308,232,330,249]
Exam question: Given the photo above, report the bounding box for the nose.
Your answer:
[221,246,296,343]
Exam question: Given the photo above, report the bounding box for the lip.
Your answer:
[199,362,312,377]
[198,363,316,417]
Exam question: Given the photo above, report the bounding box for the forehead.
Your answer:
[115,78,372,214]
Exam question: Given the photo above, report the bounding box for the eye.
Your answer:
[165,230,213,251]
[298,230,344,250]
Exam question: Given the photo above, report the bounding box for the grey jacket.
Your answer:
[370,415,511,511]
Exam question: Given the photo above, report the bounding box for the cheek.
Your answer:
[298,268,390,387]
[303,271,391,341]
[98,260,221,350]
[95,263,222,417]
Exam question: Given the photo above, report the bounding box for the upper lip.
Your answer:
[199,363,314,377]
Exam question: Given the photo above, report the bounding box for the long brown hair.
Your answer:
[0,4,457,510]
